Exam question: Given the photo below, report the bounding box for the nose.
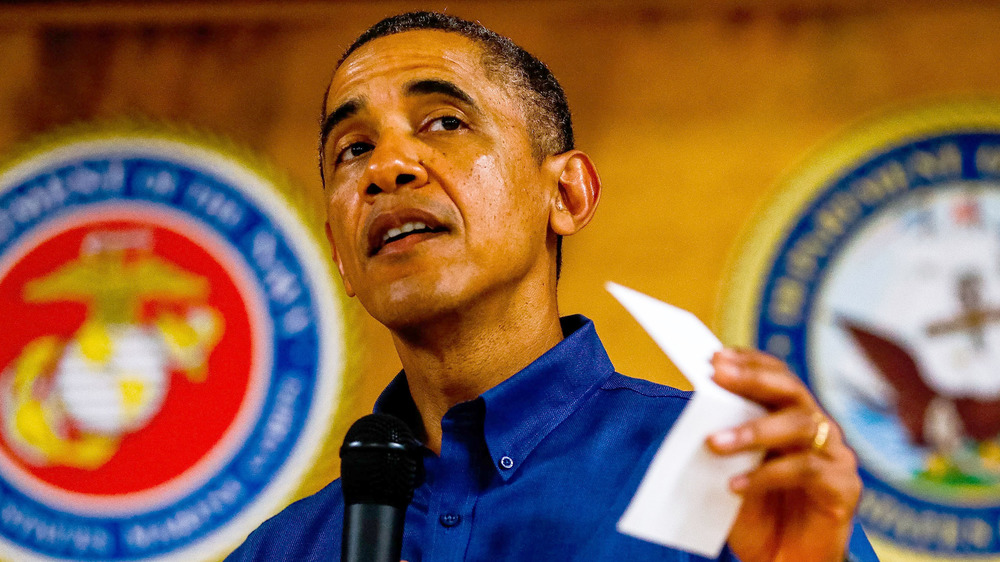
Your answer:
[364,133,428,197]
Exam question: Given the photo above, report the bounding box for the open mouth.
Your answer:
[368,214,450,256]
[384,220,437,243]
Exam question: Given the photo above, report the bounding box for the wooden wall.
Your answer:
[2,2,1000,558]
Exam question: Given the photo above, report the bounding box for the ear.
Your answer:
[325,221,355,297]
[544,150,601,236]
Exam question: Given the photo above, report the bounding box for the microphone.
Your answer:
[340,413,423,562]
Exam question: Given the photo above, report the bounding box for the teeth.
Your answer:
[382,222,430,244]
[384,227,402,242]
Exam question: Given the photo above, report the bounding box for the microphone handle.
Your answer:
[342,503,406,562]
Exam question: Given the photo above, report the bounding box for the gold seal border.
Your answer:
[0,119,363,561]
[717,100,1000,562]
[719,98,1000,346]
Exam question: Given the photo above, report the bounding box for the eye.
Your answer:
[337,142,373,164]
[427,115,464,132]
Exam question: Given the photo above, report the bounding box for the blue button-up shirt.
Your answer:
[228,315,875,561]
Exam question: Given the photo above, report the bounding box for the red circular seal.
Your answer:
[0,206,268,511]
[0,126,344,562]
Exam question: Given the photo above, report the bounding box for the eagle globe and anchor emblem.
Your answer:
[725,102,1000,561]
[0,228,223,471]
[0,123,346,562]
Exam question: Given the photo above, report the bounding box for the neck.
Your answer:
[390,286,563,454]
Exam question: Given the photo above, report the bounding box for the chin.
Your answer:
[359,278,466,332]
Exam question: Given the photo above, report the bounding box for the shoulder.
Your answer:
[595,372,692,426]
[600,372,693,401]
[225,479,344,561]
[559,371,694,447]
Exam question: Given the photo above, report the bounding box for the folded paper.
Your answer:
[607,282,765,558]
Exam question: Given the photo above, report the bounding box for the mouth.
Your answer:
[366,209,450,256]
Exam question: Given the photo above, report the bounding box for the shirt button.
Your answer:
[439,513,462,528]
[499,455,514,470]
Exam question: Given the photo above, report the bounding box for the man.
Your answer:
[229,11,867,561]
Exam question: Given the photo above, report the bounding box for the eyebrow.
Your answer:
[320,99,361,150]
[404,78,477,108]
[319,79,477,149]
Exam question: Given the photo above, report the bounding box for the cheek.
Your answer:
[468,154,522,211]
[325,195,364,261]
[456,157,508,244]
[470,155,500,206]
[467,155,546,232]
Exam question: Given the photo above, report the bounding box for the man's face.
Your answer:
[321,30,559,330]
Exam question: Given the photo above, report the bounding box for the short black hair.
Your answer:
[320,11,574,276]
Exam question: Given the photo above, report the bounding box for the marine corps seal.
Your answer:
[724,101,1000,561]
[0,123,345,561]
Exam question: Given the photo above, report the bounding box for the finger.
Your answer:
[730,348,788,370]
[708,407,818,454]
[711,349,815,410]
[731,452,861,513]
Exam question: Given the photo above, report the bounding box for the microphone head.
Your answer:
[340,413,423,508]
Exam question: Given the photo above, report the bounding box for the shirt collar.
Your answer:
[480,315,615,480]
[373,370,428,444]
[374,315,615,481]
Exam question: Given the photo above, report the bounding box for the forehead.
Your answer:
[326,29,509,111]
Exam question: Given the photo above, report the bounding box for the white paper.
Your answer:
[607,282,766,558]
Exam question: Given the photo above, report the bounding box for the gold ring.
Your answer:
[812,414,831,452]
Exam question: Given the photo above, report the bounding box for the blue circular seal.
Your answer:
[0,125,344,561]
[725,103,1000,559]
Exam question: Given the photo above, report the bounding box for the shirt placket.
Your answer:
[424,403,482,562]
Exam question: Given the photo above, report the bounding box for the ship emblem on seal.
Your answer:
[0,123,344,561]
[724,102,1000,561]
